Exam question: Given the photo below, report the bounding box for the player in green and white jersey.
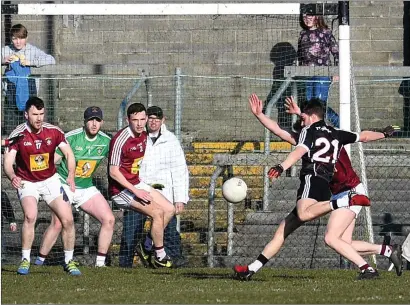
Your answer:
[35,106,115,267]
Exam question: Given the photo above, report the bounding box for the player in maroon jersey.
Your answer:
[3,97,81,276]
[108,102,175,268]
[233,94,402,281]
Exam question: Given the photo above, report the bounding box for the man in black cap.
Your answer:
[34,106,115,268]
[119,105,190,268]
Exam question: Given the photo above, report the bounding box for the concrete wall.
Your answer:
[2,1,407,139]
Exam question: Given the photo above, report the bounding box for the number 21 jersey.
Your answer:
[297,120,359,182]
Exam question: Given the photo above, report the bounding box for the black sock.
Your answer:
[257,254,269,266]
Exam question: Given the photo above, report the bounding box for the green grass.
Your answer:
[2,265,409,304]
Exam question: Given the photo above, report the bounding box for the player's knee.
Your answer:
[24,213,37,225]
[59,216,74,229]
[103,214,115,229]
[51,219,63,231]
[150,208,164,220]
[324,232,337,248]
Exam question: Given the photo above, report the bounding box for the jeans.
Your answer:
[119,210,182,268]
[305,76,340,128]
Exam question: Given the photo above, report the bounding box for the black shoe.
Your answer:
[357,269,379,280]
[389,244,403,276]
[153,255,173,268]
[233,265,255,281]
[135,242,154,268]
[172,256,189,268]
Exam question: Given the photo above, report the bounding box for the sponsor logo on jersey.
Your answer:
[75,160,97,178]
[131,157,143,174]
[24,141,32,146]
[75,146,83,151]
[29,153,50,171]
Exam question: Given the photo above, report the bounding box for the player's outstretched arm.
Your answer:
[59,143,76,192]
[268,146,307,180]
[249,93,297,145]
[359,125,400,143]
[1,134,24,147]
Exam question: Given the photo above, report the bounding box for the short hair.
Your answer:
[127,103,146,118]
[25,97,45,112]
[302,98,325,119]
[10,24,28,39]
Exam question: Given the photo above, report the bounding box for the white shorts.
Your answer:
[330,183,366,218]
[62,184,101,210]
[111,181,151,209]
[18,173,66,205]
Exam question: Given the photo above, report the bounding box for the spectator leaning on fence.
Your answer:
[34,106,115,267]
[119,106,190,268]
[1,24,56,136]
[3,96,81,276]
[297,12,340,127]
[108,102,176,268]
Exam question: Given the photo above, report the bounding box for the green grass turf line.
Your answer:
[2,266,409,304]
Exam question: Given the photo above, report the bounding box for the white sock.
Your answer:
[248,260,263,273]
[64,250,74,264]
[155,248,166,260]
[95,255,106,267]
[22,249,31,262]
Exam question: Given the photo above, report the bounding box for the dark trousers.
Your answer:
[119,210,182,268]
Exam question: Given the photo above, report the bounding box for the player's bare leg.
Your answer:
[20,197,38,257]
[80,193,115,267]
[234,209,304,280]
[35,212,62,265]
[296,198,331,222]
[17,196,38,274]
[325,208,378,279]
[48,195,81,275]
[342,217,403,276]
[129,192,175,267]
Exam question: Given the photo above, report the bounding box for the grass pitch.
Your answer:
[1,265,409,304]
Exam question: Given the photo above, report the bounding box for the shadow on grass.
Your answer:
[1,266,52,275]
[181,272,266,281]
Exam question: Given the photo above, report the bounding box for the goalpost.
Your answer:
[1,2,378,268]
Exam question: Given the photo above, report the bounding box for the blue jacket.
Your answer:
[5,61,31,111]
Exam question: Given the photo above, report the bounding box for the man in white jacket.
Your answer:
[119,106,190,268]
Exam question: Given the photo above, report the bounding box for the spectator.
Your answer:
[119,106,190,268]
[297,13,340,127]
[1,24,55,136]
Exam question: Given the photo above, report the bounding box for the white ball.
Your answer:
[222,177,248,203]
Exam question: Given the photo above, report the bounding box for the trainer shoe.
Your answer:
[233,265,255,281]
[17,258,30,275]
[135,242,154,268]
[153,255,173,268]
[63,260,82,276]
[349,191,371,207]
[34,257,44,266]
[389,244,403,276]
[357,268,379,280]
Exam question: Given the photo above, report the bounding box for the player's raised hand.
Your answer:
[382,125,400,138]
[285,96,301,116]
[248,93,263,116]
[268,164,284,180]
[135,189,152,206]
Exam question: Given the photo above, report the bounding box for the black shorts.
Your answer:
[296,175,331,202]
